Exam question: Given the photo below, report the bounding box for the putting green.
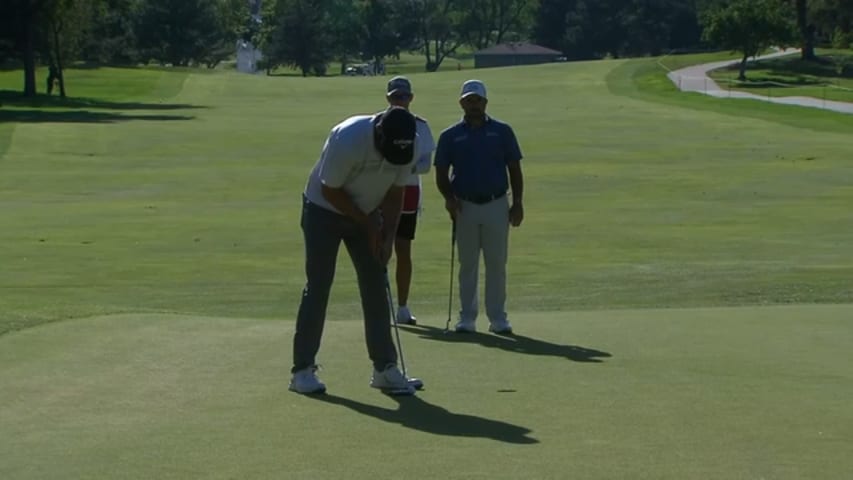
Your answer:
[2,305,851,479]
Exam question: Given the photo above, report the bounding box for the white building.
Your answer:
[236,39,263,74]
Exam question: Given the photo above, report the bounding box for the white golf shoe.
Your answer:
[288,366,326,394]
[370,364,416,396]
[396,306,417,325]
[454,319,476,333]
[488,320,513,335]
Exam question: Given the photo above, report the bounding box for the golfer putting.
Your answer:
[289,106,424,396]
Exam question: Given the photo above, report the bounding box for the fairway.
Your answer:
[2,58,852,478]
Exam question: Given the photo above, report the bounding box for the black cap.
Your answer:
[376,106,416,165]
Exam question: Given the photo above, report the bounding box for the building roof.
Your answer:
[475,42,563,56]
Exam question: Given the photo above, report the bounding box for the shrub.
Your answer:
[831,28,851,49]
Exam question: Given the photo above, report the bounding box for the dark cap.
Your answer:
[386,76,413,96]
[376,106,416,165]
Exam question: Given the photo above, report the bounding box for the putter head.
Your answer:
[382,385,416,396]
[408,378,424,391]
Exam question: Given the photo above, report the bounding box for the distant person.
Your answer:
[383,76,435,325]
[289,106,424,396]
[46,64,59,95]
[434,79,525,335]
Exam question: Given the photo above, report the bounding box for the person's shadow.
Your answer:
[401,324,612,363]
[311,393,538,444]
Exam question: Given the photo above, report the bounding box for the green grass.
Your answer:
[3,60,852,336]
[707,49,853,103]
[2,58,853,478]
[2,307,852,479]
[655,50,750,71]
[0,65,190,103]
[608,56,853,133]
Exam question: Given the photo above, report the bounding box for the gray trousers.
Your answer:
[456,196,510,325]
[292,196,397,373]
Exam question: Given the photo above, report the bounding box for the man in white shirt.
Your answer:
[290,106,422,396]
[384,76,436,325]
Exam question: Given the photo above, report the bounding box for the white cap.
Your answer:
[460,79,487,99]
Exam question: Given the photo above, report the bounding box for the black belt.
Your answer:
[458,191,506,204]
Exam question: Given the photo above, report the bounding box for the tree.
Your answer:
[327,0,362,74]
[532,0,571,53]
[810,0,853,46]
[135,0,228,67]
[532,0,632,60]
[0,5,18,65]
[532,0,707,60]
[358,0,411,71]
[460,0,533,49]
[0,0,54,97]
[794,0,817,60]
[204,0,257,68]
[267,0,334,75]
[702,0,796,80]
[79,0,141,65]
[620,0,702,57]
[43,0,102,97]
[408,0,466,72]
[252,0,279,74]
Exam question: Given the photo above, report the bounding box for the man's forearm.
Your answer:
[508,162,524,203]
[321,184,369,225]
[435,166,454,200]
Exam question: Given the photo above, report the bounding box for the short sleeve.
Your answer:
[503,125,523,164]
[318,127,356,188]
[433,129,452,168]
[414,122,435,174]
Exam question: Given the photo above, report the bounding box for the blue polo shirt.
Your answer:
[434,116,522,199]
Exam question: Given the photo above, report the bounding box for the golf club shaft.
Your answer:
[385,270,407,376]
[445,220,456,331]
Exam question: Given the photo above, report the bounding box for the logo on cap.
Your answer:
[377,106,416,165]
[387,76,412,95]
[460,80,487,99]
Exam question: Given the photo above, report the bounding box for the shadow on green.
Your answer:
[402,324,612,363]
[310,393,539,444]
[0,90,206,111]
[0,109,195,124]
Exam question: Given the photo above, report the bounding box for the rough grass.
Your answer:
[707,49,853,102]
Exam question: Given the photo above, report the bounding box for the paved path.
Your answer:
[666,49,853,115]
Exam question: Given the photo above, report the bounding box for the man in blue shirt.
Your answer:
[434,79,525,334]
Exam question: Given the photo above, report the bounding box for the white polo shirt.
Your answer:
[404,116,435,187]
[304,114,418,214]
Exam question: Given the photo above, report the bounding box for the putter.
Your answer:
[384,269,423,392]
[444,220,457,333]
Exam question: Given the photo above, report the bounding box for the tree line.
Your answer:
[1,0,851,96]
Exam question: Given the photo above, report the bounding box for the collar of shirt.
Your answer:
[461,114,491,129]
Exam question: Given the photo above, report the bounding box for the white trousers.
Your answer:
[456,196,509,325]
